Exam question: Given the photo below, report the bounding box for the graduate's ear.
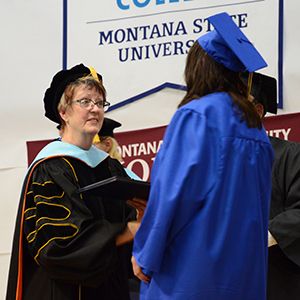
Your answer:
[96,137,113,153]
[255,103,264,119]
[104,137,113,152]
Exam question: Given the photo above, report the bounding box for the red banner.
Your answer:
[263,112,300,142]
[115,125,166,181]
[27,112,300,181]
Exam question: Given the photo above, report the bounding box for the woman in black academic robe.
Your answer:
[6,64,146,300]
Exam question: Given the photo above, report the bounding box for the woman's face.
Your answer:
[60,85,104,138]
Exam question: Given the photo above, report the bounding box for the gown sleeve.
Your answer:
[269,139,300,268]
[132,107,219,273]
[23,157,128,288]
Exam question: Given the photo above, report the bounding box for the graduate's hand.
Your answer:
[126,197,147,221]
[131,255,151,284]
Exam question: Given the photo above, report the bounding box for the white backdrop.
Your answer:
[1,1,299,298]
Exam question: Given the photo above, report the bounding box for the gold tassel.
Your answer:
[89,67,100,82]
[93,134,100,143]
[246,72,253,101]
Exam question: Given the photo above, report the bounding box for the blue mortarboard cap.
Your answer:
[198,12,267,73]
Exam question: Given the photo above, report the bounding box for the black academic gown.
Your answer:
[268,137,300,300]
[6,150,136,300]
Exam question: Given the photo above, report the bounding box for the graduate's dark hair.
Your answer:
[178,41,262,130]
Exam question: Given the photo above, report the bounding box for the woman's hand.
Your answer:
[131,255,151,284]
[116,198,147,247]
[126,197,147,221]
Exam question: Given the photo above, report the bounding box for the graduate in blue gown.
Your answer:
[132,12,274,300]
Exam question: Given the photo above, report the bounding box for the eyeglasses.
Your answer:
[71,98,110,111]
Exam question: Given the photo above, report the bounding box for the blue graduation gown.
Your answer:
[133,92,274,300]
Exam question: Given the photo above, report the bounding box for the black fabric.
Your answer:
[268,246,300,299]
[267,137,300,300]
[241,71,277,114]
[6,163,34,300]
[98,118,122,138]
[6,155,136,300]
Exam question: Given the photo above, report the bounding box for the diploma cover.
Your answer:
[77,176,150,200]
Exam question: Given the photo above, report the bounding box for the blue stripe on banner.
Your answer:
[106,82,187,112]
[278,0,284,109]
[63,0,68,70]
